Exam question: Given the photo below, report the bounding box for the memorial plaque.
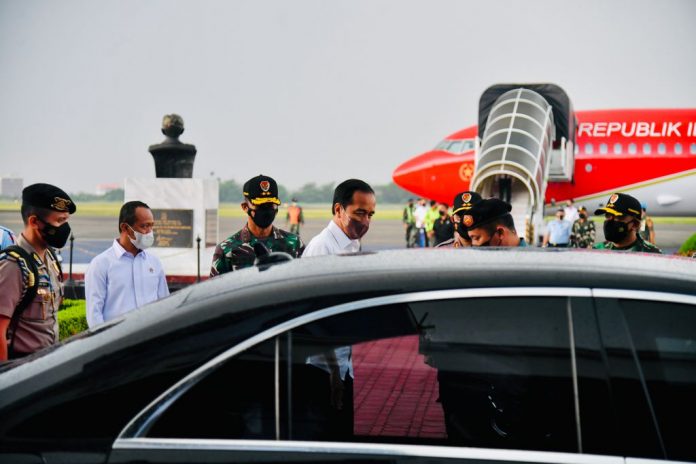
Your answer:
[205,209,218,247]
[152,209,194,248]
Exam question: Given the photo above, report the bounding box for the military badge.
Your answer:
[260,181,270,192]
[462,193,472,204]
[608,193,619,205]
[51,197,72,212]
[463,215,474,227]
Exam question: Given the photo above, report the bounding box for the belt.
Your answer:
[548,242,569,248]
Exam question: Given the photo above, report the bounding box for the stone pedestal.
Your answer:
[124,178,219,276]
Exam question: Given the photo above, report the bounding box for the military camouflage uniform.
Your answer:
[570,219,596,248]
[210,224,305,276]
[594,235,662,254]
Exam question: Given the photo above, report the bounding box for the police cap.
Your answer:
[452,191,482,215]
[22,183,76,214]
[595,193,641,219]
[461,198,511,229]
[243,175,281,206]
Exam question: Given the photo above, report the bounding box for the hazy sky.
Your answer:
[1,0,695,193]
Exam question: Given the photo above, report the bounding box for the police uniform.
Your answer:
[0,225,16,250]
[593,193,662,254]
[436,191,482,248]
[210,175,304,276]
[0,184,75,358]
[569,207,596,248]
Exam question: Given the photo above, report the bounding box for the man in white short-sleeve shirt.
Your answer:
[85,201,169,328]
[301,179,376,439]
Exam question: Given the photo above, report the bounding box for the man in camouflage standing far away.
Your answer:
[210,175,304,276]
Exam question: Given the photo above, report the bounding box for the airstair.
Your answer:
[470,84,576,244]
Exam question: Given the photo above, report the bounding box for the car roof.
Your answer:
[1,249,695,399]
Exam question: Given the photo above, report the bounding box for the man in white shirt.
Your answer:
[563,198,579,224]
[85,201,169,328]
[301,179,376,439]
[412,198,428,247]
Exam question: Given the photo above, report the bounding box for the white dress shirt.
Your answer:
[302,220,360,256]
[85,239,169,328]
[303,220,358,380]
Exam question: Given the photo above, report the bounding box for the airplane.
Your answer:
[393,106,696,217]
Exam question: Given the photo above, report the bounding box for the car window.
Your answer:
[146,296,579,454]
[618,299,696,462]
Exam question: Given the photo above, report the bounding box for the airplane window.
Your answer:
[613,143,622,155]
[435,141,449,151]
[628,143,637,155]
[462,140,475,152]
[600,143,608,155]
[448,141,464,154]
[658,143,666,155]
[643,143,652,155]
[675,143,683,154]
[690,143,696,155]
[585,143,593,154]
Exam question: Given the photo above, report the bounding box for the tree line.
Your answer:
[65,181,415,204]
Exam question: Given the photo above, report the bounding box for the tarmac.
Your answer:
[0,211,693,278]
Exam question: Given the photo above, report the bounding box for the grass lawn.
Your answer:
[4,201,695,224]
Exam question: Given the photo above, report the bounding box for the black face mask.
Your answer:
[477,230,502,247]
[248,206,277,229]
[38,218,71,248]
[603,219,629,243]
[579,213,587,219]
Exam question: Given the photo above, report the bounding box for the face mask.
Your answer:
[558,215,565,221]
[439,210,447,216]
[127,224,155,250]
[478,230,502,247]
[340,206,369,240]
[38,218,71,248]
[603,219,629,243]
[579,213,587,219]
[248,206,277,229]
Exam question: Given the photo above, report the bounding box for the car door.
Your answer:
[109,287,628,464]
[593,289,696,463]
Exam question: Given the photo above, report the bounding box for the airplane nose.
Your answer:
[392,155,429,193]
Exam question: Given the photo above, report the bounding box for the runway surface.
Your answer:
[0,211,692,264]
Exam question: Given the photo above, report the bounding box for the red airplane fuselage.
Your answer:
[393,109,696,213]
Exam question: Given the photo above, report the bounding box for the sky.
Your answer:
[1,0,695,194]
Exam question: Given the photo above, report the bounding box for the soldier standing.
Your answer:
[569,206,596,248]
[402,198,416,248]
[0,184,76,361]
[593,193,661,253]
[210,175,304,276]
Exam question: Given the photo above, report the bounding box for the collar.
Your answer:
[240,224,279,242]
[328,220,360,251]
[17,234,45,266]
[112,238,146,258]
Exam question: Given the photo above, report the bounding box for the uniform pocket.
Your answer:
[22,290,49,321]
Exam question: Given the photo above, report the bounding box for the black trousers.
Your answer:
[292,364,354,441]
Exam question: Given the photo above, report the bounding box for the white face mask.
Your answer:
[127,224,155,250]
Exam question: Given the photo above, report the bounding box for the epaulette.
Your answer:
[1,246,39,304]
